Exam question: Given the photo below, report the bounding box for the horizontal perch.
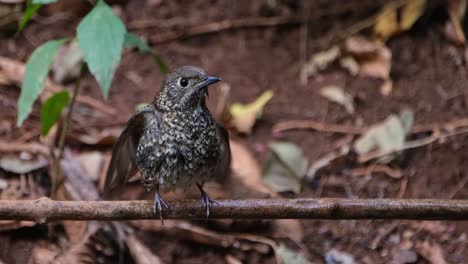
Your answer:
[1,197,468,223]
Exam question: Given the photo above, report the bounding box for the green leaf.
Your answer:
[124,32,168,75]
[40,91,70,136]
[77,0,126,99]
[17,39,66,126]
[33,0,57,3]
[124,32,151,53]
[18,4,42,33]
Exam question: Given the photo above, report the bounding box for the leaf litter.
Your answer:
[229,90,274,134]
[262,141,308,194]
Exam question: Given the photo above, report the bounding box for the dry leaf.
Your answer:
[0,178,7,189]
[344,36,392,95]
[300,46,340,84]
[77,151,105,181]
[374,2,399,41]
[272,219,304,243]
[345,36,381,57]
[320,85,355,114]
[263,141,308,194]
[380,79,393,96]
[374,0,427,41]
[0,155,48,174]
[400,0,427,31]
[359,45,391,80]
[339,56,360,76]
[229,140,272,194]
[354,109,414,163]
[229,90,273,134]
[229,140,305,241]
[416,240,447,264]
[225,255,242,264]
[446,0,467,44]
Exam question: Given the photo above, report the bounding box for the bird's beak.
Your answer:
[199,76,221,88]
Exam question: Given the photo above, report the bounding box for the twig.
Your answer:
[52,63,84,196]
[150,16,306,44]
[447,173,468,199]
[350,164,402,179]
[2,197,468,223]
[75,96,117,116]
[273,120,365,135]
[274,118,468,135]
[0,141,49,157]
[358,128,468,163]
[370,221,400,250]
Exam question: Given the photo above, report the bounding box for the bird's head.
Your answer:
[155,66,221,111]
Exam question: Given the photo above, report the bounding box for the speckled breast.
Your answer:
[137,109,221,192]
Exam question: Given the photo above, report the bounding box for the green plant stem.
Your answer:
[51,63,84,196]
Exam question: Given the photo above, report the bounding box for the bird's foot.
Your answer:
[153,192,169,224]
[200,190,218,220]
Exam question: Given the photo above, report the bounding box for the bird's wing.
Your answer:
[103,105,158,197]
[214,123,231,180]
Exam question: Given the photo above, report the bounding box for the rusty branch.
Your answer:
[1,197,468,223]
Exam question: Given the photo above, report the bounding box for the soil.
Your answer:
[1,0,468,263]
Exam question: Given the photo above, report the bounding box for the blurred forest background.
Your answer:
[1,0,468,263]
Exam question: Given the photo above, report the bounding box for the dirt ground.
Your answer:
[1,0,468,263]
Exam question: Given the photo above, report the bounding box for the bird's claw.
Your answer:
[153,192,169,224]
[200,191,217,220]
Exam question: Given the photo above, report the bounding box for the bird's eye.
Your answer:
[179,77,189,87]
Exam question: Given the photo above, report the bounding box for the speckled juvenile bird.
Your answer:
[104,66,231,222]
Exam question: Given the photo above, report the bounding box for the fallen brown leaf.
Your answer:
[229,140,272,194]
[300,46,341,84]
[344,36,393,95]
[446,0,467,44]
[77,151,106,181]
[320,85,355,114]
[359,44,391,80]
[416,240,447,264]
[225,255,242,264]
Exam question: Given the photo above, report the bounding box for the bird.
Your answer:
[104,66,231,223]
